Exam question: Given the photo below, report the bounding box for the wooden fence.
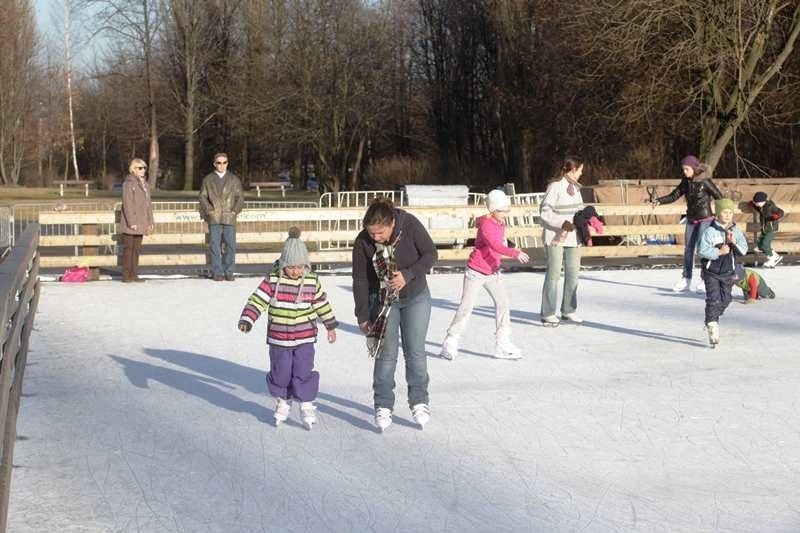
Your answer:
[34,203,800,269]
[0,226,40,532]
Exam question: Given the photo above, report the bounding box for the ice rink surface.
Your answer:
[9,266,800,532]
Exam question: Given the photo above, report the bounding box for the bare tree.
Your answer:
[64,0,83,180]
[88,0,163,188]
[164,0,241,190]
[576,0,800,172]
[0,0,37,185]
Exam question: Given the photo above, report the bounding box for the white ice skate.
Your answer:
[541,315,560,327]
[672,277,690,292]
[561,312,583,324]
[495,339,522,359]
[274,398,292,425]
[706,321,720,348]
[300,402,317,430]
[440,336,459,360]
[375,407,392,432]
[694,280,706,294]
[411,403,431,428]
[764,252,782,268]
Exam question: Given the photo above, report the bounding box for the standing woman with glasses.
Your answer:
[539,156,586,326]
[199,153,244,281]
[352,198,437,432]
[120,158,154,282]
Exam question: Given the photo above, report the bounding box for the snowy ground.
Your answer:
[8,266,800,532]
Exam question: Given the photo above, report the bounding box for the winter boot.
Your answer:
[274,398,292,425]
[705,321,720,347]
[440,335,459,360]
[672,277,690,292]
[411,403,431,428]
[300,402,317,430]
[374,407,392,432]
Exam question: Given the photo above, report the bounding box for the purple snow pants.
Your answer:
[267,343,319,402]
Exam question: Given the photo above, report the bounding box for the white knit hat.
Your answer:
[486,189,511,212]
[279,227,310,269]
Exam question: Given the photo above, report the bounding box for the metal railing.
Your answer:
[0,225,41,531]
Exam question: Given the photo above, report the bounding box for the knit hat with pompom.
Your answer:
[279,227,310,269]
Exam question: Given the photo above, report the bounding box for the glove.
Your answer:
[238,320,252,333]
[561,221,575,232]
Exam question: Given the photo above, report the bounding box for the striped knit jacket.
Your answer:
[540,177,586,247]
[239,261,338,347]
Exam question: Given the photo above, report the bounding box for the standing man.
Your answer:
[199,153,244,281]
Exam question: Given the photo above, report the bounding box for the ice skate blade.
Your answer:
[494,352,522,360]
[541,321,559,328]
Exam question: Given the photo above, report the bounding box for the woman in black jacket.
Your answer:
[352,198,437,432]
[651,155,722,293]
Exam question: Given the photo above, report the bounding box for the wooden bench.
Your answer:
[250,181,293,198]
[53,180,95,197]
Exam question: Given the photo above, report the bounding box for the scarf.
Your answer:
[566,177,579,196]
[366,230,402,358]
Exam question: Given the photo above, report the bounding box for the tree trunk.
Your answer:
[183,89,196,190]
[65,1,80,181]
[143,0,159,190]
[348,136,366,191]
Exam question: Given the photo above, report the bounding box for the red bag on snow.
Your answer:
[61,266,90,283]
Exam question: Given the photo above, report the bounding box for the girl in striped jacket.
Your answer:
[238,227,338,429]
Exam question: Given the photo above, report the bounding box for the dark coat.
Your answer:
[656,166,722,222]
[573,206,604,246]
[199,172,244,225]
[751,200,784,233]
[352,209,437,324]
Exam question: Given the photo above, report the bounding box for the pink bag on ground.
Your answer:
[61,266,90,283]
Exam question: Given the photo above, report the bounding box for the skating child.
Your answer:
[750,191,785,268]
[698,198,748,347]
[238,227,338,428]
[735,267,776,304]
[440,189,530,360]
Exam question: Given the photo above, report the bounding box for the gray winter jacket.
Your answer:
[199,172,244,225]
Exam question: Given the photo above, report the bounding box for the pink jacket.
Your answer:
[467,215,520,274]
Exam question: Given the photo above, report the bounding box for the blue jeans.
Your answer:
[683,219,712,280]
[208,224,236,276]
[372,288,431,410]
[540,245,581,318]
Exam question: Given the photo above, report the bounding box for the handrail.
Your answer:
[0,225,41,532]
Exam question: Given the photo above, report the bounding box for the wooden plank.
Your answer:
[39,225,545,248]
[36,239,800,268]
[598,177,800,186]
[37,203,800,227]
